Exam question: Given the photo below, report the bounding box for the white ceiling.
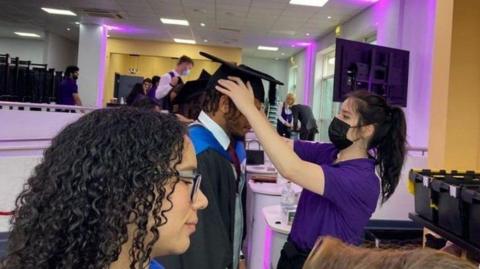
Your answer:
[0,0,375,59]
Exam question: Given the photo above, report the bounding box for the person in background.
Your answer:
[155,56,194,101]
[126,78,152,106]
[215,82,407,269]
[291,104,318,141]
[303,237,477,269]
[172,70,211,120]
[148,75,161,99]
[276,93,295,138]
[1,108,208,269]
[143,77,153,94]
[57,65,82,106]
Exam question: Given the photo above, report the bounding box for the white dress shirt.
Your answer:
[155,70,180,100]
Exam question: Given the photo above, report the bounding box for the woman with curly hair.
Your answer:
[1,107,208,269]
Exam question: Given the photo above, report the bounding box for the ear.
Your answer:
[361,124,375,139]
[219,94,230,114]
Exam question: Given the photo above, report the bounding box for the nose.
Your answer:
[193,189,208,210]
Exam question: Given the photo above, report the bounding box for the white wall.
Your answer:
[0,107,93,232]
[0,37,45,64]
[77,24,107,107]
[44,32,78,71]
[371,153,427,220]
[242,56,289,102]
[291,50,306,104]
[0,33,78,72]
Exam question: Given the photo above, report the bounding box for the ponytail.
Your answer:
[348,91,407,204]
[376,106,407,203]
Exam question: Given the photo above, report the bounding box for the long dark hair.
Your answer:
[126,83,145,105]
[348,91,407,204]
[2,108,186,269]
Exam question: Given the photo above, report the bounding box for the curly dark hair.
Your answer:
[1,107,187,269]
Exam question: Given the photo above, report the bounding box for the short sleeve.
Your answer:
[72,83,78,94]
[321,165,375,213]
[294,140,337,164]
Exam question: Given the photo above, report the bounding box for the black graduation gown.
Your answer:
[158,149,238,269]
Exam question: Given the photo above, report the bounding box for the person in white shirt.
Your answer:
[276,93,295,138]
[155,55,194,101]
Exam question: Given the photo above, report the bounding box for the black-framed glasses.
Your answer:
[178,170,202,203]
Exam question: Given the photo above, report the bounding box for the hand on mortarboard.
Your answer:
[216,76,256,116]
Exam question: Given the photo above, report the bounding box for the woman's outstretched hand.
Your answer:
[216,76,256,115]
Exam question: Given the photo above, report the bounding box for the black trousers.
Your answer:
[277,240,309,269]
[277,122,292,138]
[299,128,317,141]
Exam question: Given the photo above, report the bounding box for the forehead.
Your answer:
[341,98,354,111]
[177,137,197,171]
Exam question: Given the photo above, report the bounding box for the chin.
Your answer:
[154,238,190,256]
[171,239,191,255]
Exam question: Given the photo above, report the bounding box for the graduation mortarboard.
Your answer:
[238,64,284,86]
[238,65,285,105]
[199,51,284,102]
[172,70,211,105]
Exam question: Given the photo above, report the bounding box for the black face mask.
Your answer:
[328,117,356,150]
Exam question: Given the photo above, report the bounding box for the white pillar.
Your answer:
[77,24,107,107]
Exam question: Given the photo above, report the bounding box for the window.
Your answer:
[312,50,341,142]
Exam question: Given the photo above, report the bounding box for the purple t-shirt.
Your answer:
[289,141,380,251]
[58,78,78,105]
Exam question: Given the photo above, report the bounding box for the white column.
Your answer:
[77,24,107,107]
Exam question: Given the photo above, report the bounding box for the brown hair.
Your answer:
[177,55,194,66]
[303,237,477,269]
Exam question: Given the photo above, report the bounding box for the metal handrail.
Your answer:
[0,101,96,111]
[406,146,428,156]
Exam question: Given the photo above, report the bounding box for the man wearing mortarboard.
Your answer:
[159,52,283,269]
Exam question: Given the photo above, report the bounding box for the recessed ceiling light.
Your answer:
[306,33,311,36]
[107,34,111,38]
[161,18,189,26]
[41,7,77,16]
[200,22,206,27]
[203,39,208,42]
[281,52,285,55]
[327,16,332,19]
[289,0,329,7]
[291,44,296,48]
[258,46,279,51]
[174,38,196,44]
[14,32,41,37]
[66,28,71,31]
[275,58,279,60]
[75,21,80,25]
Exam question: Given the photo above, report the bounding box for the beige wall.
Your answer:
[428,0,480,170]
[104,38,242,104]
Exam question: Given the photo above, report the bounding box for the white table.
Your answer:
[245,179,301,269]
[263,205,291,269]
